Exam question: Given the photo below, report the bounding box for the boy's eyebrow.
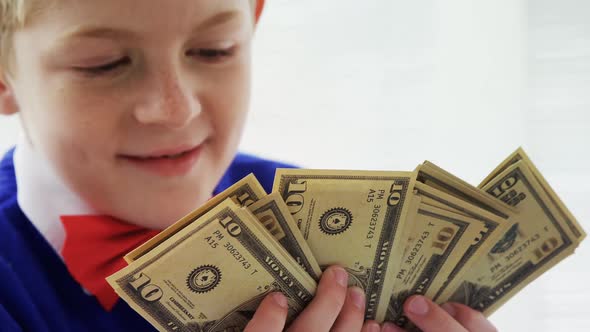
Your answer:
[194,10,243,32]
[59,10,242,41]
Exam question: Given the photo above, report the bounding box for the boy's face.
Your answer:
[4,0,254,228]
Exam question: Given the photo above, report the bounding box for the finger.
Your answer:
[330,286,365,332]
[360,320,381,332]
[244,292,289,332]
[288,265,348,331]
[403,295,467,332]
[381,322,405,332]
[441,303,498,332]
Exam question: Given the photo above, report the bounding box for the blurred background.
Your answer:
[1,0,588,330]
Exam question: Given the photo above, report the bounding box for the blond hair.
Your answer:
[0,0,259,76]
[0,0,30,74]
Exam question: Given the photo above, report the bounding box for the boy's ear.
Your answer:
[0,71,19,115]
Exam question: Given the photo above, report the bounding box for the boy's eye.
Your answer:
[188,47,236,62]
[76,57,131,76]
[73,46,235,76]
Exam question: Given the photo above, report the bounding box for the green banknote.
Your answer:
[386,201,486,328]
[273,169,417,322]
[414,166,514,302]
[109,199,316,332]
[480,148,586,241]
[249,192,323,280]
[440,157,583,316]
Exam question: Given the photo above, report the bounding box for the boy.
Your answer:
[0,0,497,331]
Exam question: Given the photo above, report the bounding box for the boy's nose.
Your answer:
[133,69,201,129]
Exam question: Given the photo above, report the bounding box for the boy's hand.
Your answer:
[245,268,498,332]
[377,295,498,332]
[245,265,377,331]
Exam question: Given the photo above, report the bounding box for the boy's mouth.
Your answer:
[119,145,203,177]
[134,150,191,160]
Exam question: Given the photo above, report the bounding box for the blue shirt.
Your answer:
[0,147,294,331]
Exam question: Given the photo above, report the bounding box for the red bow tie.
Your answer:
[60,216,160,311]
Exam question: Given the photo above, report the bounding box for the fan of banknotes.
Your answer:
[107,148,586,331]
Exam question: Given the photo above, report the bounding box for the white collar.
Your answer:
[13,135,95,255]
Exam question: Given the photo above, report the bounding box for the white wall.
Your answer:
[246,0,527,181]
[1,1,588,330]
[244,1,590,331]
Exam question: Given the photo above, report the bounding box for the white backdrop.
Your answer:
[1,0,588,331]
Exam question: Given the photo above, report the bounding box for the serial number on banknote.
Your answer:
[405,231,430,265]
[224,242,253,270]
[365,188,386,246]
[366,204,383,241]
[504,233,540,262]
[204,230,255,272]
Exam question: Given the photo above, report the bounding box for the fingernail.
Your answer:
[366,321,380,332]
[481,318,497,331]
[407,296,429,315]
[272,292,288,309]
[441,303,457,317]
[349,287,365,309]
[472,311,497,331]
[382,322,399,332]
[332,266,348,287]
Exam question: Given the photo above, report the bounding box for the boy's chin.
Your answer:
[122,207,197,230]
[106,191,212,230]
